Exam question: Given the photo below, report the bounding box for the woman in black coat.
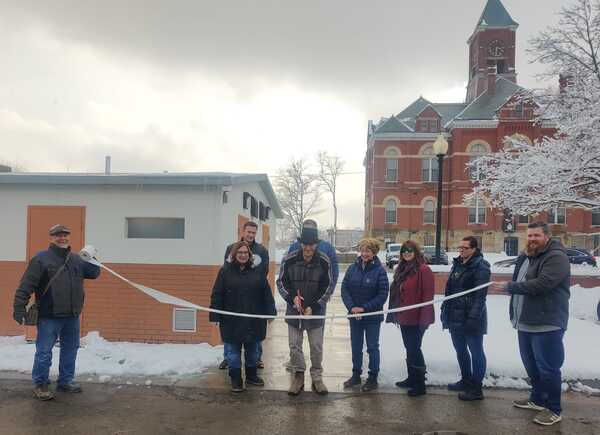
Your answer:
[441,236,490,401]
[210,241,276,392]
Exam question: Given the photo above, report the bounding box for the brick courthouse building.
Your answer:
[364,0,600,255]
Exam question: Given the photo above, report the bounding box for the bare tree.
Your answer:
[317,151,345,248]
[275,158,322,237]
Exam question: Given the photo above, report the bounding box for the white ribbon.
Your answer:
[87,258,495,320]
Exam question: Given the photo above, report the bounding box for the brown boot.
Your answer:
[288,372,305,396]
[33,384,54,401]
[311,379,329,395]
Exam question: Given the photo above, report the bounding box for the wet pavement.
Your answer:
[2,290,599,434]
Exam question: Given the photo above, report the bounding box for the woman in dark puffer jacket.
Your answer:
[386,240,435,397]
[210,241,277,393]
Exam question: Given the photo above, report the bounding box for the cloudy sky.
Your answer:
[0,0,566,229]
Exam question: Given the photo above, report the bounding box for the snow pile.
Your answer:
[0,331,221,377]
[379,294,600,388]
[570,285,600,322]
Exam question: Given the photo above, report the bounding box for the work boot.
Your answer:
[395,359,413,388]
[311,379,329,395]
[288,372,305,396]
[219,359,229,370]
[361,376,378,392]
[56,383,83,393]
[229,368,245,393]
[407,366,427,397]
[33,384,54,401]
[245,366,265,386]
[343,373,362,389]
[447,378,470,392]
[458,381,484,401]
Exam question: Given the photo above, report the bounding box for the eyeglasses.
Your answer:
[400,248,415,254]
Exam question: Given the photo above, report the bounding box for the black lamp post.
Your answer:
[433,134,448,265]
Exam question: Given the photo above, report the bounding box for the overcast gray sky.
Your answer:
[0,0,566,229]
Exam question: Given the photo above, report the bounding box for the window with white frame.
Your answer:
[173,308,197,332]
[386,159,398,182]
[468,143,488,181]
[421,145,439,182]
[423,199,435,224]
[385,199,397,224]
[548,206,566,225]
[468,197,486,224]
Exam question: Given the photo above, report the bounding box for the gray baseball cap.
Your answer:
[49,224,71,236]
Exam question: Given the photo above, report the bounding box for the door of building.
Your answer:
[504,237,519,257]
[25,206,86,340]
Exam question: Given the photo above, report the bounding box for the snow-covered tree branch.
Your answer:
[471,0,600,214]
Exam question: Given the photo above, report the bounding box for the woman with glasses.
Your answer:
[210,240,277,392]
[441,236,490,401]
[386,240,435,397]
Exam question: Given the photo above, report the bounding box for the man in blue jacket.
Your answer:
[13,224,101,401]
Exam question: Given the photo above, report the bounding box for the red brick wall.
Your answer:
[0,261,224,345]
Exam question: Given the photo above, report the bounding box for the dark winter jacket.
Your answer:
[507,240,570,330]
[277,248,334,330]
[224,239,269,276]
[341,256,389,323]
[386,263,435,326]
[209,262,276,343]
[13,244,101,318]
[288,239,339,289]
[441,251,491,335]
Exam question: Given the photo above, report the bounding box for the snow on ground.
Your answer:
[379,294,600,388]
[0,332,222,379]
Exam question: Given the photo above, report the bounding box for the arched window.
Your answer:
[384,148,400,182]
[421,145,439,182]
[468,143,488,181]
[468,196,486,224]
[423,199,435,224]
[385,199,397,224]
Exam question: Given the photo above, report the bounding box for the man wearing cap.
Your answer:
[277,222,335,395]
[13,224,101,401]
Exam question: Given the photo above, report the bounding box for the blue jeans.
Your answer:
[223,341,263,361]
[224,342,259,369]
[32,316,80,386]
[518,330,565,415]
[450,332,487,384]
[400,325,426,368]
[350,320,381,377]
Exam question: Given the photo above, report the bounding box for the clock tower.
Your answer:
[466,0,519,102]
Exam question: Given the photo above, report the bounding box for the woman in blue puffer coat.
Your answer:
[341,238,389,392]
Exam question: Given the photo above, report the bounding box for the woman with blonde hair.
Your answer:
[386,240,435,397]
[341,238,389,392]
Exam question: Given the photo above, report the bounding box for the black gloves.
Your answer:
[13,306,26,325]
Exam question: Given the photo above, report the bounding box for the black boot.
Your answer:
[229,368,245,393]
[447,378,470,391]
[245,366,265,386]
[343,372,362,389]
[395,359,412,389]
[459,381,484,401]
[407,366,426,397]
[361,375,378,392]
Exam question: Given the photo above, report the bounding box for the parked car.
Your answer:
[493,247,597,268]
[385,243,402,269]
[422,246,449,265]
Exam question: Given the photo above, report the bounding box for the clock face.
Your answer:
[488,40,505,57]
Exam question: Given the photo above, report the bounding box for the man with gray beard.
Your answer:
[491,221,570,426]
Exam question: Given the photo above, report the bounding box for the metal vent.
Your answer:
[173,308,197,332]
